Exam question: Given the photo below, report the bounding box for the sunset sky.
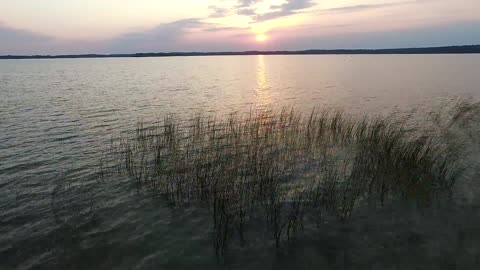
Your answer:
[1,0,480,54]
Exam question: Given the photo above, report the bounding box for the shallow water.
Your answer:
[1,55,480,269]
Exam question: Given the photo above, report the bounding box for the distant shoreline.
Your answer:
[1,45,479,60]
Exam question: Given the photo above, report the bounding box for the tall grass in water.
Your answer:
[99,106,466,256]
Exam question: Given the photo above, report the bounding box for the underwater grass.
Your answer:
[98,105,471,256]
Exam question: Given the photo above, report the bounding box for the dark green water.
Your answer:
[1,55,480,269]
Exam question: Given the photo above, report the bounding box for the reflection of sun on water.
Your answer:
[257,55,266,88]
[256,55,271,107]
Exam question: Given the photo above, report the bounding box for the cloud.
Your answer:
[208,1,259,18]
[209,6,231,18]
[316,0,424,14]
[0,17,251,54]
[237,8,256,16]
[265,21,480,50]
[2,2,479,55]
[102,18,207,52]
[320,4,397,13]
[100,18,254,53]
[0,24,52,43]
[0,23,57,54]
[237,0,260,8]
[0,23,102,55]
[207,1,317,22]
[204,26,248,32]
[254,0,317,22]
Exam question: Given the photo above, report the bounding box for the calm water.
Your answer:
[1,55,480,269]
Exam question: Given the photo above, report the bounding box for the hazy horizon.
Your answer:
[1,0,480,55]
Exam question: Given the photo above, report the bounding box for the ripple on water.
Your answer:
[1,55,480,269]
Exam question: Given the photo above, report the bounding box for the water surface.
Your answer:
[1,55,480,269]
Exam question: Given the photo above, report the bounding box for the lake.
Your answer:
[1,55,480,269]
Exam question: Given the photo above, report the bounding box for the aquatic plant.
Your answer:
[98,105,470,256]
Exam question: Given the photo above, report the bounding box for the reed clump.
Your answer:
[99,106,465,255]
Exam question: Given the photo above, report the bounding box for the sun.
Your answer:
[256,34,267,42]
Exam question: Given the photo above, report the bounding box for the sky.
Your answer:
[1,0,480,54]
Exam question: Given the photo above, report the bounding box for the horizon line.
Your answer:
[1,44,479,59]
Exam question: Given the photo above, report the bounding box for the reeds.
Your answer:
[98,105,470,256]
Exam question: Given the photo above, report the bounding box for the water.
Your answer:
[1,55,480,269]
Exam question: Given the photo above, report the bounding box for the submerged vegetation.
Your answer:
[98,103,478,256]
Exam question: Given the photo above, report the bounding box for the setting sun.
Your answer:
[256,34,267,42]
